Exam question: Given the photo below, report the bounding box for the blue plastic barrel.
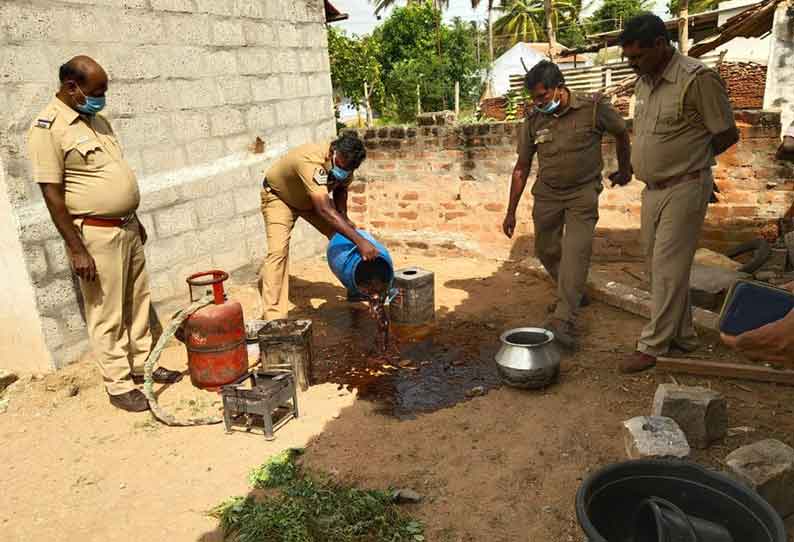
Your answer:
[326,230,394,295]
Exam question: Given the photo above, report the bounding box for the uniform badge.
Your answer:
[36,118,53,129]
[313,167,329,186]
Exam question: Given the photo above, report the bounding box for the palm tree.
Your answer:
[494,0,578,51]
[471,0,497,63]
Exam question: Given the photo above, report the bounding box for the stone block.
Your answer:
[45,239,71,275]
[224,134,255,153]
[198,216,246,249]
[139,187,181,213]
[251,76,282,102]
[154,203,197,238]
[63,311,87,334]
[194,193,236,226]
[116,11,167,44]
[246,104,275,132]
[281,74,310,98]
[210,108,246,137]
[145,231,201,272]
[186,137,227,164]
[213,243,250,271]
[234,188,261,214]
[651,384,728,449]
[35,278,77,314]
[141,145,187,176]
[19,216,60,244]
[236,48,272,75]
[276,100,303,126]
[171,111,210,143]
[690,264,751,310]
[219,77,251,105]
[113,114,173,149]
[243,21,276,45]
[205,50,239,77]
[212,19,245,46]
[148,271,177,301]
[623,416,691,459]
[0,370,19,394]
[297,49,324,72]
[726,439,794,518]
[271,49,297,73]
[163,13,211,45]
[106,81,173,117]
[0,45,52,83]
[234,0,268,18]
[156,45,205,79]
[276,22,301,47]
[25,244,48,282]
[195,0,233,15]
[150,0,194,12]
[0,4,70,42]
[40,316,64,350]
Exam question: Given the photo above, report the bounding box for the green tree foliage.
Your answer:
[327,27,384,111]
[375,3,485,121]
[493,0,584,53]
[666,0,719,16]
[586,0,653,34]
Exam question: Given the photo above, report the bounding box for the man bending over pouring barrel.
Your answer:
[260,132,379,320]
[503,60,633,349]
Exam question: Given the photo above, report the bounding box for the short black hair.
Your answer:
[619,13,670,48]
[524,60,564,92]
[58,59,88,85]
[332,131,367,169]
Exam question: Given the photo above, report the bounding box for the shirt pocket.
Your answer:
[653,103,681,135]
[535,129,558,157]
[65,139,111,168]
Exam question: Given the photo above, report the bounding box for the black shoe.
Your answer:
[132,367,184,385]
[109,389,149,412]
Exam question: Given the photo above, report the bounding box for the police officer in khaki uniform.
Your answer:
[260,132,379,320]
[617,15,739,373]
[504,60,633,349]
[27,56,181,412]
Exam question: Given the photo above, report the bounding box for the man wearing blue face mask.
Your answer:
[259,132,379,320]
[503,60,633,349]
[27,56,182,413]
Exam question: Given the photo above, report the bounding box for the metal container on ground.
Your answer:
[495,327,560,389]
[257,319,313,391]
[390,267,435,326]
[183,270,248,391]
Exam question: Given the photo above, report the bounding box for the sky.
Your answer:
[331,0,668,37]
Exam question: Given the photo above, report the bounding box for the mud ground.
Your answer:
[2,251,793,541]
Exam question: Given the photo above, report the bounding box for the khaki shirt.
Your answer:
[26,97,140,218]
[264,141,353,211]
[632,51,736,184]
[517,90,627,193]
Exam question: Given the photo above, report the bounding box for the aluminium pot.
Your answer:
[495,327,560,389]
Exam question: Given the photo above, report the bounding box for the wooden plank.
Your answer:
[657,357,794,386]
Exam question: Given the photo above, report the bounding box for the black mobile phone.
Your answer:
[719,280,794,336]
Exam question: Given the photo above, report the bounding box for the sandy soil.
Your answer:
[2,251,793,542]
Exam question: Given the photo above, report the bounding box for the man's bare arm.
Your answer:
[39,183,97,281]
[309,192,378,260]
[503,158,532,238]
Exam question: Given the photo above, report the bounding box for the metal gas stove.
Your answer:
[220,369,299,440]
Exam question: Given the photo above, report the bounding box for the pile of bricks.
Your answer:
[718,61,768,110]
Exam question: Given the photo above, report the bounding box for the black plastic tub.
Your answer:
[576,460,787,542]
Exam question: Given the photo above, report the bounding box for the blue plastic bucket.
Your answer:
[326,230,394,295]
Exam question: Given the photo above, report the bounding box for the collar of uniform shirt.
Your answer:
[645,49,681,87]
[53,95,81,125]
[550,86,582,117]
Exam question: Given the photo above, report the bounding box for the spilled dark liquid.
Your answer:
[355,259,393,353]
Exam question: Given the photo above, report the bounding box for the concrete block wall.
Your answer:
[0,0,336,372]
[349,112,794,261]
[764,2,794,135]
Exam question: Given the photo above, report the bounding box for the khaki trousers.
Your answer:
[532,181,601,324]
[638,170,713,356]
[77,217,153,396]
[260,188,334,321]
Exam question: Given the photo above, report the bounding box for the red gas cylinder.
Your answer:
[183,270,248,390]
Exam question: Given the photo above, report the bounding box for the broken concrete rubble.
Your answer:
[0,370,19,394]
[651,384,727,449]
[725,439,794,519]
[689,264,750,310]
[623,416,691,459]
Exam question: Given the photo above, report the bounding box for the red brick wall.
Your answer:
[350,111,794,261]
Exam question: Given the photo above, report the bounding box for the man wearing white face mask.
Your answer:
[259,132,378,320]
[503,60,633,349]
[27,56,182,413]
